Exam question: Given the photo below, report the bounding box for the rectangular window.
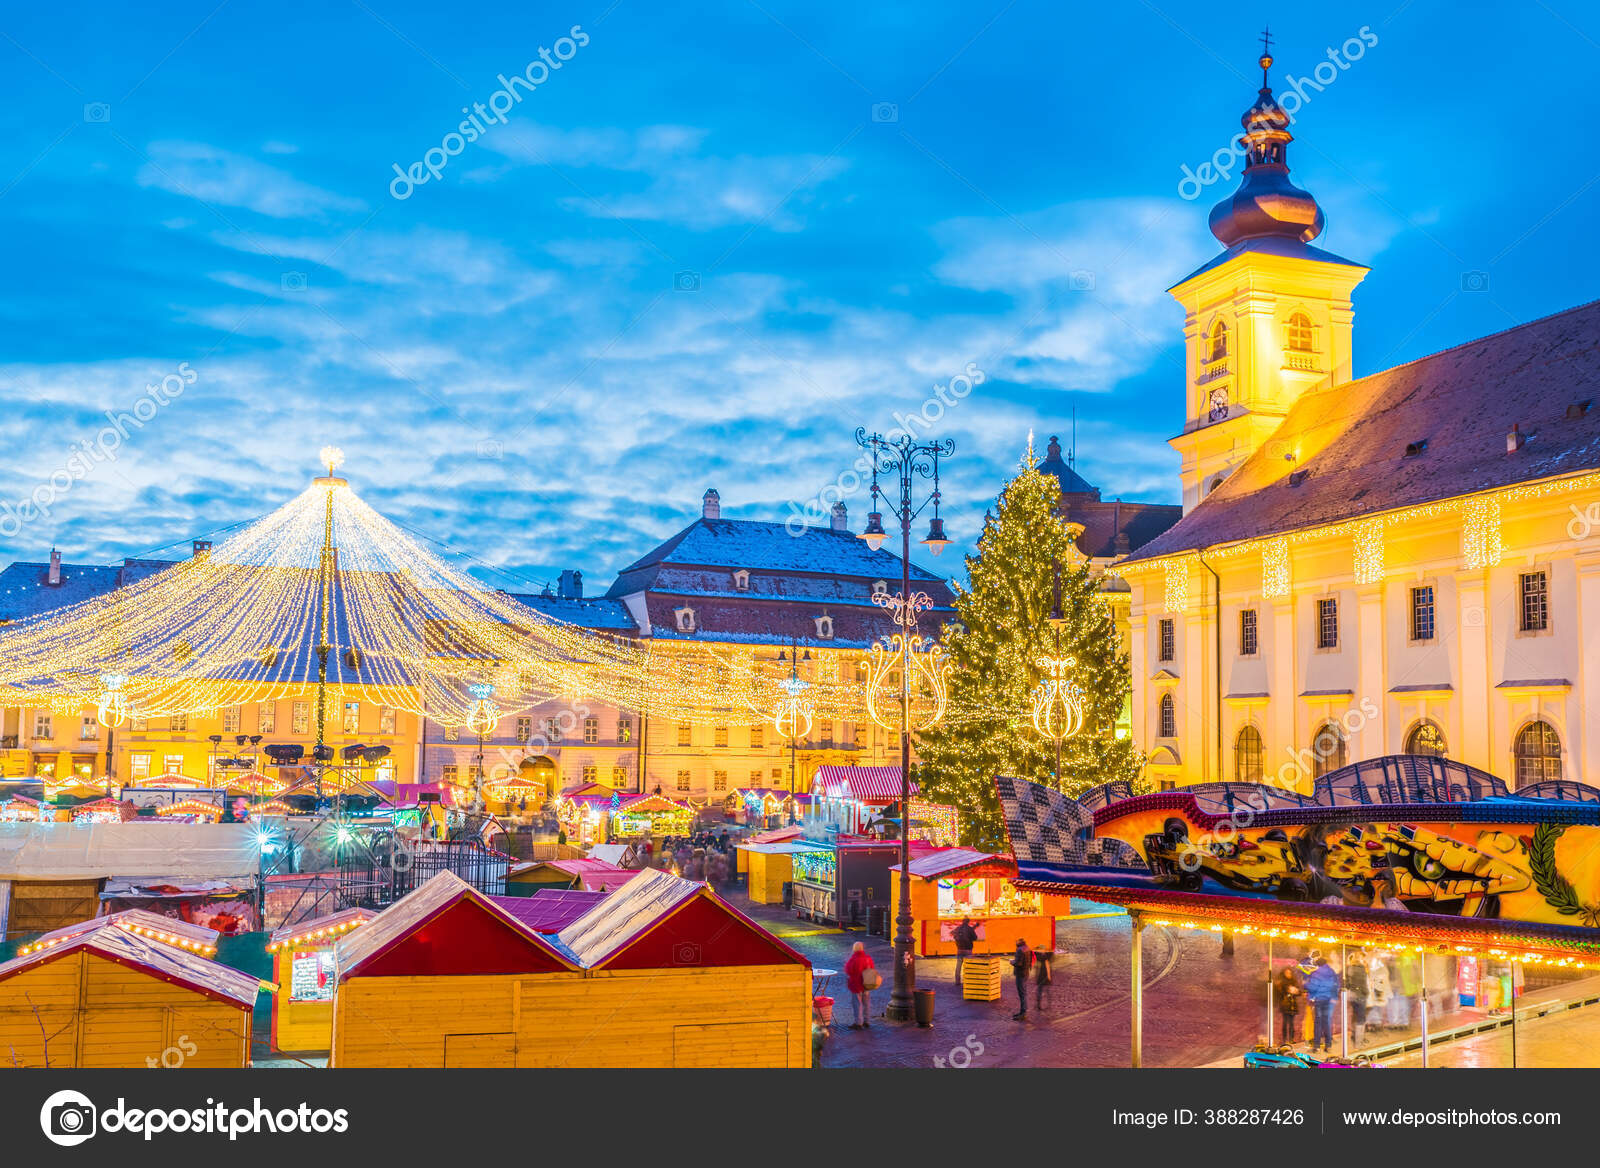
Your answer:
[515,716,532,744]
[750,726,765,749]
[163,754,184,775]
[342,702,360,734]
[1158,618,1175,663]
[583,717,599,744]
[611,765,629,786]
[170,712,189,732]
[444,726,460,742]
[543,718,563,744]
[292,701,310,734]
[80,714,98,740]
[1316,597,1339,649]
[1239,609,1258,656]
[676,769,692,791]
[582,764,597,784]
[1410,585,1435,642]
[379,706,396,734]
[771,767,783,782]
[617,717,633,743]
[221,707,241,734]
[1520,571,1548,632]
[130,753,152,780]
[32,713,54,740]
[750,769,764,784]
[713,770,728,792]
[131,715,149,733]
[259,704,276,734]
[676,723,692,747]
[441,764,459,785]
[714,725,728,748]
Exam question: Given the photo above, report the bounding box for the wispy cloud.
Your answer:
[137,141,366,219]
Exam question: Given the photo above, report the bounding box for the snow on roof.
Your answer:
[505,592,638,631]
[907,848,1014,880]
[735,840,827,855]
[0,822,261,880]
[19,909,220,956]
[0,924,263,1007]
[554,867,703,968]
[611,517,947,583]
[586,843,631,866]
[268,907,377,950]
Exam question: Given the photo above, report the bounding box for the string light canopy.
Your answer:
[0,452,870,729]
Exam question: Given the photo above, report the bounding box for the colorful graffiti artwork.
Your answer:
[997,757,1600,933]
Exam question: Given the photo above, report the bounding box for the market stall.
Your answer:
[790,839,901,928]
[887,847,1060,956]
[736,839,827,905]
[612,793,694,840]
[810,765,911,836]
[555,783,616,847]
[267,907,376,1053]
[504,858,639,896]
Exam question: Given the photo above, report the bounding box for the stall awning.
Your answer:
[811,765,916,803]
[907,848,1016,881]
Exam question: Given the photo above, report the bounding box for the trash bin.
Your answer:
[914,987,935,1028]
[782,881,793,908]
[868,905,885,936]
[812,995,834,1026]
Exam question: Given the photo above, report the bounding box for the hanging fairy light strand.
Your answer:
[0,455,879,728]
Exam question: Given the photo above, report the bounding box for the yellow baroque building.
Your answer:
[1119,52,1600,794]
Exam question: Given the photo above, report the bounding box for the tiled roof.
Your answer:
[505,592,638,631]
[1129,298,1600,561]
[1062,498,1183,560]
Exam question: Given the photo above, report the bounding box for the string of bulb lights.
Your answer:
[0,454,907,730]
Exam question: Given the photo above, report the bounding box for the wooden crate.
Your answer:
[961,956,1004,1002]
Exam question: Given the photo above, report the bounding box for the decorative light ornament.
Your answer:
[465,683,500,737]
[771,675,814,740]
[1260,537,1291,598]
[1030,654,1085,744]
[1164,559,1191,610]
[94,673,130,729]
[319,445,346,475]
[860,590,950,732]
[1352,518,1385,585]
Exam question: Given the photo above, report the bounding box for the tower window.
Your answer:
[1157,618,1175,663]
[1519,571,1548,632]
[1234,726,1264,782]
[1410,586,1435,642]
[1158,693,1176,739]
[1316,597,1339,649]
[1207,320,1229,363]
[1286,312,1314,352]
[1239,609,1258,656]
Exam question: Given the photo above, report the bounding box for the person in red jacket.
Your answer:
[844,941,877,1030]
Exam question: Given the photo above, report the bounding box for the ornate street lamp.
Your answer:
[854,427,954,1022]
[465,682,501,813]
[1031,564,1084,780]
[772,640,813,798]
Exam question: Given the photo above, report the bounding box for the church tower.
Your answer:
[1168,37,1369,512]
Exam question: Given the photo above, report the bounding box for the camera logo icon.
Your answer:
[40,1090,97,1147]
[1069,269,1096,291]
[673,270,700,292]
[871,102,899,123]
[477,438,504,460]
[83,102,111,123]
[1461,270,1490,292]
[672,941,702,965]
[281,271,308,293]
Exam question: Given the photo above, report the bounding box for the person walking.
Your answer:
[1303,955,1341,1054]
[844,941,878,1030]
[951,917,978,987]
[1011,939,1033,1020]
[1034,949,1054,1012]
[1346,948,1370,1047]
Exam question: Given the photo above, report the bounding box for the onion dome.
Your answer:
[1208,47,1326,246]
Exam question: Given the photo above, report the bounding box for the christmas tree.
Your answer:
[918,444,1141,849]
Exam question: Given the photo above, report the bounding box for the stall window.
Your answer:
[289,950,336,1002]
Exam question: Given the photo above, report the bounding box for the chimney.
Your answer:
[192,539,212,559]
[702,489,721,520]
[47,549,61,586]
[831,502,848,531]
[1507,424,1526,454]
[558,569,583,599]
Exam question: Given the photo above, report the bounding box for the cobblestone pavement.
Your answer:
[741,901,1272,1068]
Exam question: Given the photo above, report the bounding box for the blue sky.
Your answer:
[2,0,1597,592]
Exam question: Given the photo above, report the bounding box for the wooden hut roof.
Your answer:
[0,925,263,1007]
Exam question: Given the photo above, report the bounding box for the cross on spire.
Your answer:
[1258,25,1274,88]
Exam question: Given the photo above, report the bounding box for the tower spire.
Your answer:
[1259,25,1273,87]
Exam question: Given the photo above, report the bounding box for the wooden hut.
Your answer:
[503,858,639,896]
[0,924,263,1067]
[331,868,812,1068]
[267,907,376,1054]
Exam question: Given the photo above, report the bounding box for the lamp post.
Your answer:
[1031,561,1084,780]
[773,637,813,799]
[855,427,953,1023]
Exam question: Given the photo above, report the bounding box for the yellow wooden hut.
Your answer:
[0,924,263,1067]
[331,869,812,1067]
[267,907,376,1054]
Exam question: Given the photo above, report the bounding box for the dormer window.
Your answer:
[732,569,749,591]
[1404,439,1429,458]
[1207,319,1229,363]
[871,580,888,597]
[344,647,362,669]
[675,606,697,633]
[1285,312,1314,352]
[814,615,834,639]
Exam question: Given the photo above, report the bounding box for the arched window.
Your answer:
[1207,320,1229,362]
[1514,720,1562,787]
[1158,693,1176,738]
[1207,473,1227,496]
[1310,721,1347,777]
[1234,725,1264,782]
[1286,312,1314,352]
[1405,720,1448,758]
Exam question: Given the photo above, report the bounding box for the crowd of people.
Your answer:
[1271,947,1429,1052]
